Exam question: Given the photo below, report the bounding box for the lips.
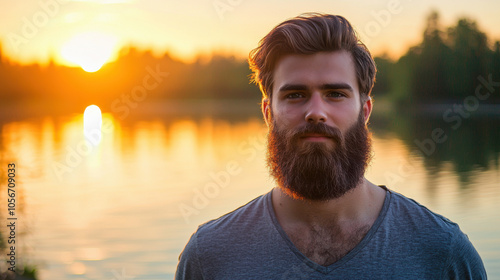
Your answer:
[301,133,331,138]
[291,123,342,144]
[300,134,333,142]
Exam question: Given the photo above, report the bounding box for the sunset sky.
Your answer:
[1,0,500,69]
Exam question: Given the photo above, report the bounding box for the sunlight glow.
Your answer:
[83,105,102,145]
[61,32,118,72]
[66,0,132,3]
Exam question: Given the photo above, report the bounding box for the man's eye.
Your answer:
[327,92,345,98]
[285,93,304,99]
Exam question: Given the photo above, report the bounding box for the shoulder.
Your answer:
[386,189,466,250]
[387,189,460,234]
[176,192,273,278]
[196,191,270,238]
[441,228,487,279]
[385,189,486,278]
[375,189,462,258]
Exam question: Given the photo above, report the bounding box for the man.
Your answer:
[176,13,486,279]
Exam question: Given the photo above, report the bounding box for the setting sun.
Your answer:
[61,32,118,72]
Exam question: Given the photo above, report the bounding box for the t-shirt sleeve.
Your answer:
[442,230,487,279]
[175,230,204,280]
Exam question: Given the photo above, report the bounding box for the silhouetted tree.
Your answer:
[411,11,451,104]
[372,55,393,97]
[446,18,490,100]
[491,41,500,86]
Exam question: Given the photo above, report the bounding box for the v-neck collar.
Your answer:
[265,185,391,274]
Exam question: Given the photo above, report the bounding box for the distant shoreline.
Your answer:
[412,104,500,117]
[0,99,262,121]
[1,99,499,121]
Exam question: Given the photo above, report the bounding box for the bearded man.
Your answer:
[176,13,486,279]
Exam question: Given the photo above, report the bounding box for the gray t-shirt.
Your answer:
[176,186,486,279]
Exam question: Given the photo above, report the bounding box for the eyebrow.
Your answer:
[278,83,354,93]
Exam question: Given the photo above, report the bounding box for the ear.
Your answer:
[261,98,270,127]
[362,96,373,124]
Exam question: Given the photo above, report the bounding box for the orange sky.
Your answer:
[1,0,499,69]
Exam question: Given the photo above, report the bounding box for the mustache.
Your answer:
[290,122,342,144]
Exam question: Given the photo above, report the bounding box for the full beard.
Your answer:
[266,109,372,201]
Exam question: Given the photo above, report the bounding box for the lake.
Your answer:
[0,102,498,279]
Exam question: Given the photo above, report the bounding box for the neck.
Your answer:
[272,178,385,228]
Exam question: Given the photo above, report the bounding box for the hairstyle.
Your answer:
[248,13,376,101]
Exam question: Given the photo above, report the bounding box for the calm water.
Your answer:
[0,107,499,279]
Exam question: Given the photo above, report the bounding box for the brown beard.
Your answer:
[266,109,372,201]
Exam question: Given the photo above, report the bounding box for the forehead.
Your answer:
[272,51,359,96]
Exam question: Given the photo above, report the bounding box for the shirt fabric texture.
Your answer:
[175,186,487,279]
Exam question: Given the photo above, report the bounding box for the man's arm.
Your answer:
[442,231,487,279]
[175,231,204,280]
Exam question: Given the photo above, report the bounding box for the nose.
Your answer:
[305,93,327,124]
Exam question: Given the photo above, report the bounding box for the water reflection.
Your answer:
[0,111,498,279]
[371,112,500,188]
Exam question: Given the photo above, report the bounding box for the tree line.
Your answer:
[372,11,500,107]
[0,11,499,115]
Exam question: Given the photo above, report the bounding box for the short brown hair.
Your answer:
[249,13,376,101]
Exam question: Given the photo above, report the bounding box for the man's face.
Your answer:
[262,51,373,200]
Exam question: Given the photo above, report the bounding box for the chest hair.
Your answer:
[286,223,371,266]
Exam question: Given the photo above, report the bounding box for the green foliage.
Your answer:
[372,56,393,97]
[19,265,38,278]
[412,12,452,104]
[446,17,490,100]
[491,41,500,84]
[377,11,500,107]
